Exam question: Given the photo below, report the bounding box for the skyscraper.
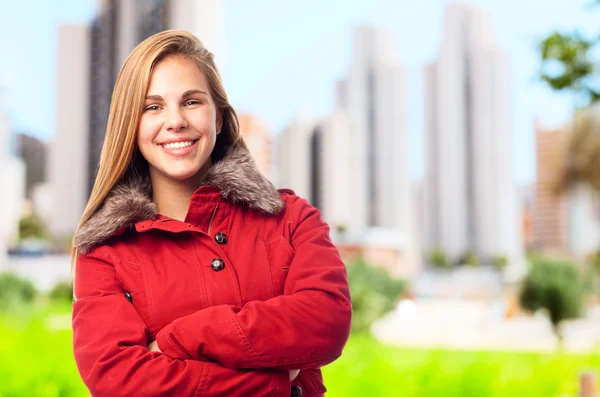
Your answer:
[336,26,410,234]
[532,122,569,252]
[49,24,91,239]
[0,105,26,264]
[423,3,523,268]
[277,112,354,233]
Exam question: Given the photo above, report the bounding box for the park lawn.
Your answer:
[323,333,600,397]
[0,304,599,397]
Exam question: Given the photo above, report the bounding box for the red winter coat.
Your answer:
[72,145,352,397]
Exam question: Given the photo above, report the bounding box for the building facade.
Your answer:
[423,3,523,270]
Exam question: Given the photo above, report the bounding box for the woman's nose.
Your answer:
[165,108,188,131]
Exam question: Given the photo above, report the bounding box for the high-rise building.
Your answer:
[277,114,314,201]
[336,26,409,234]
[49,24,91,239]
[238,114,272,179]
[532,123,569,251]
[0,107,26,265]
[423,3,523,271]
[277,112,354,233]
[532,122,600,257]
[16,133,47,198]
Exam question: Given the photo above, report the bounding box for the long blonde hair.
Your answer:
[72,30,244,274]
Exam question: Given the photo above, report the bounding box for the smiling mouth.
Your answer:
[160,139,199,150]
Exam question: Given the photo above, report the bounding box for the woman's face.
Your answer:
[137,55,222,183]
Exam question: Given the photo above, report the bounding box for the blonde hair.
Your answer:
[71,30,244,275]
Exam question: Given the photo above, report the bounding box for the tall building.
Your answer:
[532,122,600,256]
[0,106,26,265]
[532,123,569,251]
[277,112,354,233]
[277,114,315,201]
[16,133,47,198]
[238,114,273,179]
[49,24,91,239]
[423,3,523,271]
[336,26,409,234]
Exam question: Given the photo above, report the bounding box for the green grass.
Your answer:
[1,304,599,397]
[323,333,600,397]
[0,302,86,397]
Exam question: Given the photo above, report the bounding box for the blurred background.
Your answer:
[1,0,600,396]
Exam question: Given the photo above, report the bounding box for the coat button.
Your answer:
[291,385,302,397]
[214,232,228,245]
[211,258,225,271]
[124,291,133,303]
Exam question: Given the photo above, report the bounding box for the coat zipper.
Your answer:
[207,204,218,235]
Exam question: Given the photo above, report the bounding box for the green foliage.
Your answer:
[19,214,48,241]
[346,258,407,333]
[491,255,509,271]
[519,259,585,343]
[49,281,74,303]
[428,248,451,269]
[539,31,597,103]
[323,334,600,397]
[456,251,480,267]
[0,272,37,312]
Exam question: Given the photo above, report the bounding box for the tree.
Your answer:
[538,3,600,194]
[519,259,584,347]
[346,258,407,333]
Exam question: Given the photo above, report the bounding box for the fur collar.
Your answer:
[73,145,283,254]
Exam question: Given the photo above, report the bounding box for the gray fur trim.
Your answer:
[73,145,283,253]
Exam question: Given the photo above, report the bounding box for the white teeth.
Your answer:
[162,141,194,150]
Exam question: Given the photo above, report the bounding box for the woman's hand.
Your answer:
[289,369,300,381]
[147,340,162,353]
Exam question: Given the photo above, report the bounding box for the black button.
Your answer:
[124,291,133,303]
[291,385,302,397]
[214,232,228,245]
[211,258,225,271]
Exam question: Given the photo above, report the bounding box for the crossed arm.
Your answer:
[72,198,351,397]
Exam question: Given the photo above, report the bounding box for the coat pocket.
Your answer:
[264,236,295,297]
[115,260,154,335]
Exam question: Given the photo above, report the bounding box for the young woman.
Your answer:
[71,30,352,397]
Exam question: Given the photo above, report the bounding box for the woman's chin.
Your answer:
[158,166,204,182]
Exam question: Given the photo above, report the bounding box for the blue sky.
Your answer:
[0,0,595,183]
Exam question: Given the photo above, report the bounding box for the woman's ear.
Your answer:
[216,111,223,134]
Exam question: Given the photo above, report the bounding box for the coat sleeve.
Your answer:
[72,247,291,397]
[154,195,352,370]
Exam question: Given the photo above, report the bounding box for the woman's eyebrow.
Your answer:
[145,94,163,101]
[182,89,209,98]
[145,90,208,101]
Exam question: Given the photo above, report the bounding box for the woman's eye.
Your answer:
[184,100,201,106]
[145,105,160,111]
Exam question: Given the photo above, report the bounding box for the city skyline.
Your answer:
[0,0,593,186]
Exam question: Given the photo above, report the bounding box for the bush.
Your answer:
[346,258,407,333]
[429,248,451,269]
[0,272,37,312]
[19,214,48,241]
[519,259,584,346]
[456,251,480,267]
[49,281,74,303]
[491,255,508,271]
